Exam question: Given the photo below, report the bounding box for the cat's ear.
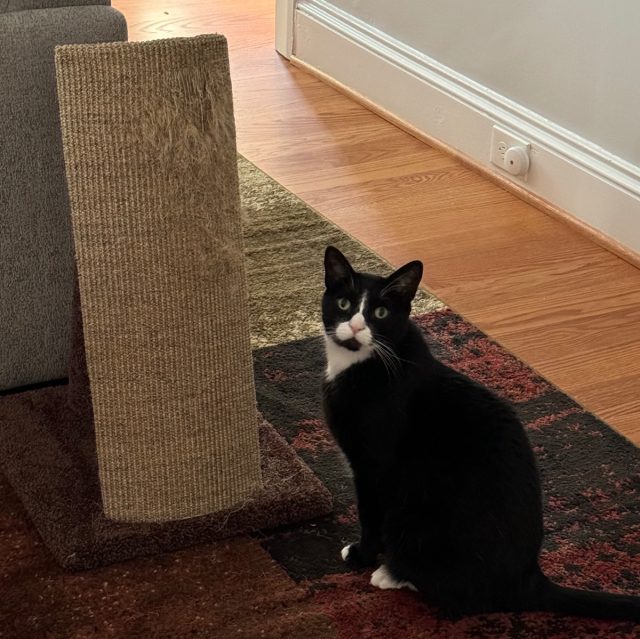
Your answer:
[382,260,423,302]
[324,246,355,289]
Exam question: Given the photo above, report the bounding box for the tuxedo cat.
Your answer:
[321,245,640,620]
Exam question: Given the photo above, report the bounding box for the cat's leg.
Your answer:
[341,535,381,569]
[341,538,380,569]
[341,474,384,568]
[370,564,417,592]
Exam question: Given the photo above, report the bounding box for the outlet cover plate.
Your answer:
[490,125,531,175]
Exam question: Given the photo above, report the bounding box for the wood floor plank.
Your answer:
[113,0,640,445]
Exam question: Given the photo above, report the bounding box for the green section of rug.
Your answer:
[239,157,444,349]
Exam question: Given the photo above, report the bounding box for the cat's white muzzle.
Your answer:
[335,320,373,347]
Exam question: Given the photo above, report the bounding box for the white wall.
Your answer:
[326,0,640,166]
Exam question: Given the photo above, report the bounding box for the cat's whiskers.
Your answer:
[372,344,393,378]
[373,339,401,379]
[375,334,416,367]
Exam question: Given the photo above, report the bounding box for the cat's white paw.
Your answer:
[370,564,395,589]
[341,544,352,561]
[370,565,417,592]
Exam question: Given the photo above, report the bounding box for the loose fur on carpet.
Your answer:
[0,158,638,638]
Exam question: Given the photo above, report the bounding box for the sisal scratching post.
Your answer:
[55,35,262,522]
[0,35,331,569]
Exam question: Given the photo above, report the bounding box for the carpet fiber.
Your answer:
[1,158,639,638]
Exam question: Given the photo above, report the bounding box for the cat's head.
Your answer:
[322,246,423,354]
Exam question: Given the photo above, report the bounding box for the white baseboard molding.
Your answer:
[292,0,640,260]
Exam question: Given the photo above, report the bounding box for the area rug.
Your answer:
[1,157,638,638]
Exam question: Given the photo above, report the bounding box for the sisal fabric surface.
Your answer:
[54,35,262,522]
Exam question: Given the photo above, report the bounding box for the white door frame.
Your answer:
[275,0,297,58]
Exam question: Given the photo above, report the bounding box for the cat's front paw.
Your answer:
[340,542,378,569]
[370,564,417,591]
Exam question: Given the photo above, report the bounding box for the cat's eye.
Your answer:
[374,306,389,319]
[337,298,351,311]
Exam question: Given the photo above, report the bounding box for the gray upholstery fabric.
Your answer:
[0,6,127,390]
[0,0,109,13]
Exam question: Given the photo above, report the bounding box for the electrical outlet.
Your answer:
[490,126,531,176]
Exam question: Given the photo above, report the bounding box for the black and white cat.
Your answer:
[321,245,640,621]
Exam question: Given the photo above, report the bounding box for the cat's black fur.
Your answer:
[321,245,640,621]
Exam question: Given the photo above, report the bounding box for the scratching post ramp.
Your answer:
[0,35,332,569]
[55,35,261,522]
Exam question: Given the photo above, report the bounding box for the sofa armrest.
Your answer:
[0,4,127,389]
[1,0,109,14]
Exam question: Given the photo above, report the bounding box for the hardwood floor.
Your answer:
[113,0,640,445]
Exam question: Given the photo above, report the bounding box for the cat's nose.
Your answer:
[349,314,366,333]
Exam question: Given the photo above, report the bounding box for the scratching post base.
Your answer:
[0,382,332,569]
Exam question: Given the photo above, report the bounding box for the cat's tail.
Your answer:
[531,572,640,622]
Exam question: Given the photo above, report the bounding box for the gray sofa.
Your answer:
[0,0,127,390]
